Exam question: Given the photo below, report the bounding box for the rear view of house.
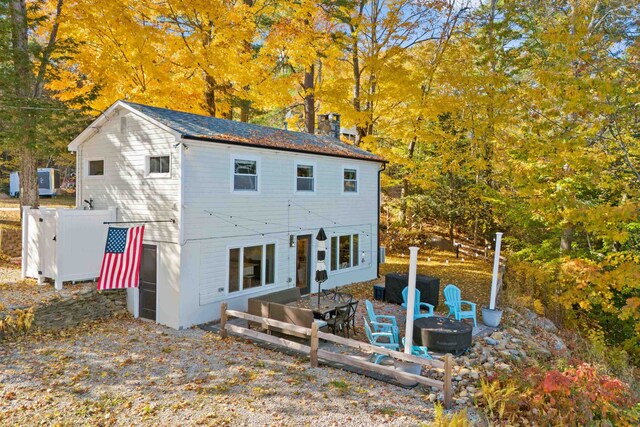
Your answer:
[67,101,385,329]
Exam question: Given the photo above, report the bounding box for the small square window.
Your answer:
[296,164,314,192]
[88,160,104,176]
[234,159,258,191]
[343,168,357,192]
[149,156,170,174]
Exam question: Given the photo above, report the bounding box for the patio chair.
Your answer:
[335,292,354,303]
[326,303,350,336]
[365,299,397,333]
[363,318,400,364]
[443,284,477,327]
[321,289,337,300]
[345,300,359,337]
[401,337,432,359]
[401,287,434,319]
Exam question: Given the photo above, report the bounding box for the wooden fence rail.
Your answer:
[220,303,453,408]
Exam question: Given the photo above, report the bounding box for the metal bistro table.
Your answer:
[290,297,344,320]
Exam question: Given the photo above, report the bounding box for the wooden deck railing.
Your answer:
[220,302,453,409]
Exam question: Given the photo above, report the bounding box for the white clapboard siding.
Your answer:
[180,140,379,312]
[76,109,181,243]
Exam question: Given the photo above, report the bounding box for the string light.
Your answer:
[198,209,378,256]
[289,200,371,236]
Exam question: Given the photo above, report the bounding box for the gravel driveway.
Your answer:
[0,318,462,426]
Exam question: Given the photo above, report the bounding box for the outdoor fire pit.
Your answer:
[413,316,472,355]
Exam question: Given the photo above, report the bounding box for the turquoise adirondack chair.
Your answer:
[365,299,397,333]
[401,287,434,319]
[363,318,400,364]
[401,337,432,359]
[443,284,477,327]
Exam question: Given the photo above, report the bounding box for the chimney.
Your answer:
[317,113,341,139]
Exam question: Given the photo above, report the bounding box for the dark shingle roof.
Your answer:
[123,101,384,163]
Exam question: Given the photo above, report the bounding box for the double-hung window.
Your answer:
[233,159,258,191]
[148,156,170,175]
[343,168,358,193]
[330,234,360,270]
[228,243,276,293]
[296,164,314,192]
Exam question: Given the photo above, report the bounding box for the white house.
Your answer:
[68,101,385,329]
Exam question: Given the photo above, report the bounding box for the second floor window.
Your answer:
[149,156,170,174]
[296,164,314,192]
[234,159,258,191]
[88,160,104,176]
[343,168,357,192]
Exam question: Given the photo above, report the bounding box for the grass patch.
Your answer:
[376,407,397,416]
[328,379,350,395]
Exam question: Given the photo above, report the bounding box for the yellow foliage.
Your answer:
[533,299,545,316]
[432,402,471,427]
[0,307,35,340]
[479,379,519,421]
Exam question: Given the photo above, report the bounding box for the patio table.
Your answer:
[288,297,344,320]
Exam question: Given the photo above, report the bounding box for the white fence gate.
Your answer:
[22,207,116,290]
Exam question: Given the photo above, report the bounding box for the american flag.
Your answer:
[97,226,145,290]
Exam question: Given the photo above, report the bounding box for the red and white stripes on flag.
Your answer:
[97,226,145,290]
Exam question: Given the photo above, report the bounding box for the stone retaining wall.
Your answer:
[33,288,128,331]
[0,228,21,257]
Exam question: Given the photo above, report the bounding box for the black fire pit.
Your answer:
[413,317,472,355]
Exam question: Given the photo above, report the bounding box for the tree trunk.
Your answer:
[204,74,218,117]
[400,135,418,224]
[303,64,315,134]
[560,227,574,253]
[351,36,365,146]
[400,180,409,225]
[239,99,250,122]
[449,220,455,245]
[10,0,39,212]
[19,145,39,209]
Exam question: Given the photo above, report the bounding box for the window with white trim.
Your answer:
[343,168,358,192]
[330,234,359,270]
[228,243,276,293]
[149,156,170,174]
[88,160,104,176]
[296,164,314,192]
[233,159,258,191]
